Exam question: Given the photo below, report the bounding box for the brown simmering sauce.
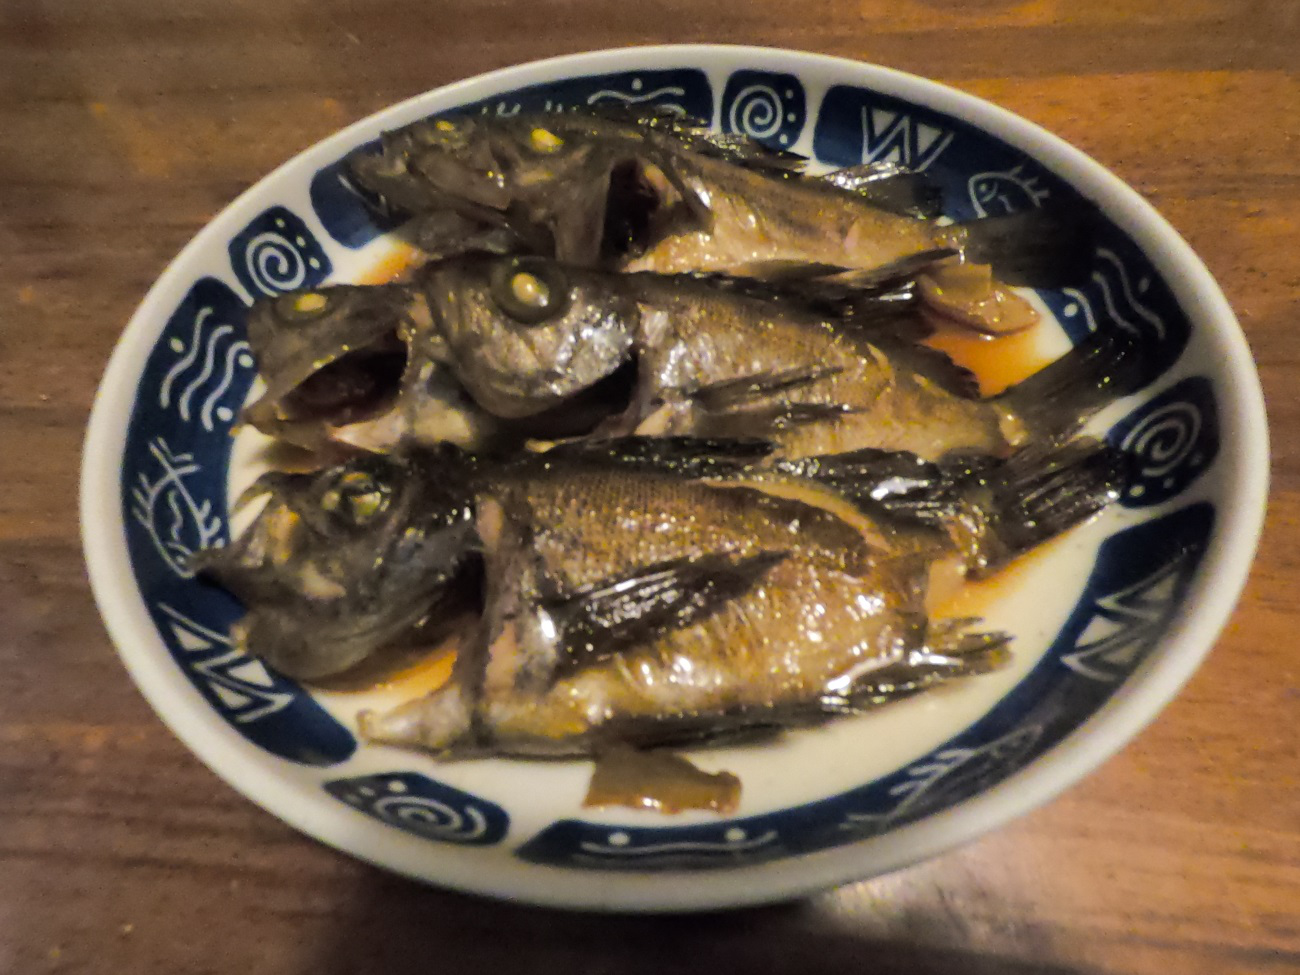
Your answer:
[312,630,461,697]
[922,311,1052,396]
[355,243,422,285]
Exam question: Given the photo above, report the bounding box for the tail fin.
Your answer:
[781,438,1128,575]
[956,439,1129,577]
[955,202,1099,287]
[822,626,1013,711]
[995,328,1147,444]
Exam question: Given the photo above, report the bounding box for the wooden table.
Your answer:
[3,2,1297,972]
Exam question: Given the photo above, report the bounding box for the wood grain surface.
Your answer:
[2,1,1298,972]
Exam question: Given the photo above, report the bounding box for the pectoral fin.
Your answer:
[544,550,788,679]
[691,365,846,412]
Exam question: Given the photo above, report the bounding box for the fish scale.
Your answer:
[511,470,880,594]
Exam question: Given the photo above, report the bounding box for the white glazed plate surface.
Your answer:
[81,45,1267,911]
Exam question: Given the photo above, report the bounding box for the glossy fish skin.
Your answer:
[242,254,1138,461]
[361,437,1125,757]
[193,447,479,681]
[347,110,955,274]
[348,111,683,267]
[620,147,955,277]
[613,269,1140,462]
[417,254,639,419]
[364,466,953,757]
[621,269,1012,460]
[376,254,1138,461]
[241,283,502,453]
[346,108,1095,330]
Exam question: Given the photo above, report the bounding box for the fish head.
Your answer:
[241,283,500,451]
[347,116,605,229]
[349,113,674,265]
[196,445,480,680]
[242,284,419,437]
[417,253,638,419]
[349,116,515,219]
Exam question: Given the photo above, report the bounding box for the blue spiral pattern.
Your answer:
[228,206,332,300]
[721,70,806,149]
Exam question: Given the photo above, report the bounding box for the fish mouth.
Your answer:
[600,159,693,262]
[234,569,475,683]
[276,332,408,429]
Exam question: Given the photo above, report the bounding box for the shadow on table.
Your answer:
[305,869,1089,975]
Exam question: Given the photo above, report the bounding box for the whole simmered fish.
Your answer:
[345,108,1096,333]
[340,436,1126,757]
[196,436,1124,689]
[243,254,1140,461]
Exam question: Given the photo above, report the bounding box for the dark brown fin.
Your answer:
[691,365,846,413]
[955,439,1130,577]
[818,162,944,219]
[536,435,776,478]
[807,248,960,289]
[995,328,1147,443]
[546,551,788,680]
[642,269,923,330]
[955,201,1100,287]
[771,448,985,525]
[593,715,789,752]
[589,103,808,174]
[820,628,1013,712]
[874,337,981,398]
[694,402,857,440]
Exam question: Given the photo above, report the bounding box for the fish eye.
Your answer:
[276,290,332,322]
[528,127,564,153]
[413,118,458,144]
[319,468,391,528]
[488,257,572,325]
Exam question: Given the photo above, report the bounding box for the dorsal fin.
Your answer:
[635,268,923,331]
[815,162,944,219]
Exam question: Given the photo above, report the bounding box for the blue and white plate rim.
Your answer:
[81,44,1268,910]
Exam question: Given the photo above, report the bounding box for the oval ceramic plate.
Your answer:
[82,46,1267,911]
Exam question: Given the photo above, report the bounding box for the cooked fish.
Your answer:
[360,436,1126,757]
[244,254,1141,462]
[194,437,778,680]
[346,108,1095,332]
[239,286,504,453]
[192,447,480,680]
